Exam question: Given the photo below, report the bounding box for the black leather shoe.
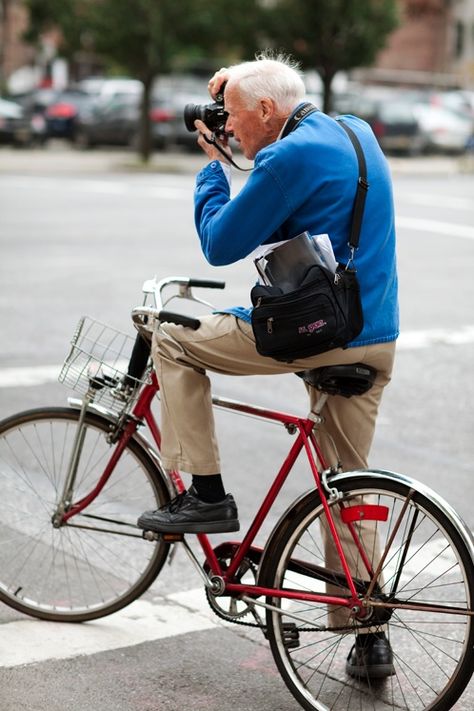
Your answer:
[346,632,395,680]
[137,486,240,534]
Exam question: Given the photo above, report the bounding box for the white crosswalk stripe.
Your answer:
[0,326,472,390]
[0,588,218,668]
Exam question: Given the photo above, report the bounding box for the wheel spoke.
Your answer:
[0,408,169,620]
[262,476,474,710]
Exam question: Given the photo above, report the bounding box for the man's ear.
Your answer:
[259,97,275,122]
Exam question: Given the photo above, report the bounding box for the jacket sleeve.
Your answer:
[194,158,295,266]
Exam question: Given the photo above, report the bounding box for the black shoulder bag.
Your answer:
[250,119,368,362]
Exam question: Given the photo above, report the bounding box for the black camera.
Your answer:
[183,86,228,136]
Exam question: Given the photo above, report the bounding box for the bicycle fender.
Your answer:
[258,469,474,586]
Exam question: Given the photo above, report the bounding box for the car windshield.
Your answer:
[379,103,415,122]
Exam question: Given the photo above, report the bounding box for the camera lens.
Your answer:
[184,104,202,132]
[183,100,229,135]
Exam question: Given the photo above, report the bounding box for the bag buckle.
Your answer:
[345,245,357,270]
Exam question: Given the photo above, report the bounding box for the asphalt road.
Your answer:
[0,144,473,710]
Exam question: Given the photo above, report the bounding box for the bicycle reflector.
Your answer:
[340,504,389,523]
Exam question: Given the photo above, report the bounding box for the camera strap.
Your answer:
[203,101,319,171]
[280,102,319,139]
[202,133,252,171]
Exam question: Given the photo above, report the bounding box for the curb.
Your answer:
[0,144,472,177]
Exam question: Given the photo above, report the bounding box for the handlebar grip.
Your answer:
[159,311,201,330]
[188,279,225,289]
[125,333,151,384]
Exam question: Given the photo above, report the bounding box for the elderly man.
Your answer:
[138,53,398,678]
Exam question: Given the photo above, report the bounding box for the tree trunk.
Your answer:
[0,0,12,93]
[138,73,154,163]
[320,68,336,115]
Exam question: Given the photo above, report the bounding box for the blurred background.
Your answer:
[0,0,473,162]
[1,6,474,707]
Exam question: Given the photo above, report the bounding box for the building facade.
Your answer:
[1,0,474,93]
[370,0,474,86]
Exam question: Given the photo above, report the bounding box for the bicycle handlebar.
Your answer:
[131,276,225,335]
[158,311,201,330]
[187,278,225,290]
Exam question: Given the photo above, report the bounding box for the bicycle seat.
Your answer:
[295,363,377,398]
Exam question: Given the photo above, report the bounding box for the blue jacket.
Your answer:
[194,108,399,347]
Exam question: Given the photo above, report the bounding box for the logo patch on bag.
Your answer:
[298,319,327,335]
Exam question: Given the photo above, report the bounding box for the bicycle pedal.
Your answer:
[263,622,300,648]
[282,622,300,649]
[161,533,184,542]
[141,530,184,543]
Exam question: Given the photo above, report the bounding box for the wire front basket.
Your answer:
[59,316,151,414]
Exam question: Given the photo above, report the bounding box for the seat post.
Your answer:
[309,392,329,422]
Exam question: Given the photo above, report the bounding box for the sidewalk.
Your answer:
[1,142,471,176]
[0,143,207,175]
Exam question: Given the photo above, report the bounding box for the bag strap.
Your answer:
[336,120,369,253]
[277,106,368,257]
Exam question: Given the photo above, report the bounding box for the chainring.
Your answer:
[205,555,260,623]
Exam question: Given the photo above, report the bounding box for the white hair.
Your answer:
[226,52,306,112]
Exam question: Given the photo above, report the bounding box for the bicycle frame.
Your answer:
[59,369,387,620]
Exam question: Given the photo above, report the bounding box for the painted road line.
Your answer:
[0,365,61,388]
[395,192,473,211]
[1,176,190,201]
[396,215,474,241]
[1,326,473,390]
[396,325,474,350]
[0,530,466,669]
[0,588,217,669]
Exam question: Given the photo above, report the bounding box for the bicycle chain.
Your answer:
[204,554,370,634]
[205,558,338,634]
[206,586,371,635]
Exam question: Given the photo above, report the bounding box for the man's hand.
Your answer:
[195,119,232,163]
[208,68,229,100]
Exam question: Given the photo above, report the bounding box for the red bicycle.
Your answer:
[0,276,473,711]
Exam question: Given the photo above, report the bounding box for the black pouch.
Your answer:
[250,264,363,362]
[250,118,369,363]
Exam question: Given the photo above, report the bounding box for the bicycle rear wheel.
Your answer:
[0,407,170,621]
[261,472,474,711]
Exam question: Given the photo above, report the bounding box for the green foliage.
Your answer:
[23,0,86,57]
[23,0,265,79]
[266,0,399,111]
[21,0,266,160]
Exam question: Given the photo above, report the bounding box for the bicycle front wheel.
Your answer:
[0,407,170,621]
[261,472,474,711]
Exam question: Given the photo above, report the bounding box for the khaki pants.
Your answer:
[153,314,395,626]
[153,313,395,475]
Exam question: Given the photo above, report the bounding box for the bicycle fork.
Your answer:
[51,392,95,527]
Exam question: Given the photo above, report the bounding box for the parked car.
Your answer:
[366,98,425,155]
[412,102,473,154]
[12,87,91,141]
[333,90,426,155]
[154,74,214,151]
[78,76,142,101]
[74,91,175,149]
[44,89,92,139]
[334,87,474,155]
[0,97,35,146]
[428,89,474,120]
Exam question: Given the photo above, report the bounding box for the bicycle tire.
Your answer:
[260,471,474,711]
[0,406,171,622]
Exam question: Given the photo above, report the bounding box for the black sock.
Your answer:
[192,474,226,503]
